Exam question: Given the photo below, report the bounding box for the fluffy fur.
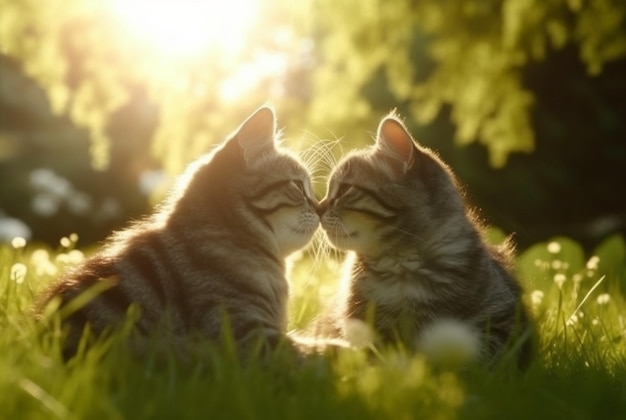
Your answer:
[314,112,533,367]
[37,106,320,359]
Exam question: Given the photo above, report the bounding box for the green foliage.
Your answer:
[1,236,625,418]
[308,0,626,166]
[2,0,625,172]
[0,0,309,174]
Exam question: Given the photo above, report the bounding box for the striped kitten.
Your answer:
[315,113,533,367]
[38,106,320,359]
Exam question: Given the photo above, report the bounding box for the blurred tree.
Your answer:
[1,0,625,248]
[0,0,310,174]
[3,0,624,169]
[307,0,626,167]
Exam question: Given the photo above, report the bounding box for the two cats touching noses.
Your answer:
[37,105,534,370]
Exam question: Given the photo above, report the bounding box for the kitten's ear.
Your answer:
[376,115,415,172]
[234,106,277,160]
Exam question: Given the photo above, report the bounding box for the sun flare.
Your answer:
[108,0,260,58]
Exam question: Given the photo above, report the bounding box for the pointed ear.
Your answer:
[376,115,415,171]
[234,106,277,160]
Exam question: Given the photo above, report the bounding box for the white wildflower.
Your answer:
[56,249,84,266]
[547,241,561,254]
[0,217,32,242]
[554,273,567,289]
[11,236,27,249]
[343,319,374,349]
[416,319,481,367]
[32,193,61,217]
[531,290,544,306]
[586,256,600,271]
[30,249,58,277]
[596,293,611,305]
[566,314,578,326]
[10,263,27,284]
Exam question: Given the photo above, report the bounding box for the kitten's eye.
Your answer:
[292,180,306,193]
[335,183,352,197]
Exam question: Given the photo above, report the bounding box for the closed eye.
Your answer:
[292,180,305,193]
[334,183,353,198]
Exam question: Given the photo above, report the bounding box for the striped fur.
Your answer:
[315,113,533,367]
[38,107,320,359]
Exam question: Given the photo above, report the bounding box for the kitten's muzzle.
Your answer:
[316,198,328,216]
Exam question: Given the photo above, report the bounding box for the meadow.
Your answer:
[1,233,625,420]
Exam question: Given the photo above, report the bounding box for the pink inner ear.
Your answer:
[237,106,276,147]
[378,118,415,166]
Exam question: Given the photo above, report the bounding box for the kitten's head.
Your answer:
[319,113,465,257]
[167,106,319,257]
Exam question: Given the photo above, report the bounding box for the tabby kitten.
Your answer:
[315,113,533,367]
[38,106,320,359]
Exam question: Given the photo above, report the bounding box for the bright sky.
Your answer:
[108,0,260,59]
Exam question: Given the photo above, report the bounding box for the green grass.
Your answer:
[1,235,626,420]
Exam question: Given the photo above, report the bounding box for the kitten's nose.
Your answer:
[316,198,328,216]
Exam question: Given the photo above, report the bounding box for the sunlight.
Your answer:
[108,0,260,58]
[219,51,288,102]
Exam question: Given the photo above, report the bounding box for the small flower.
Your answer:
[551,260,563,270]
[586,256,600,271]
[416,319,481,366]
[596,293,611,305]
[343,319,374,349]
[553,273,567,289]
[11,237,27,249]
[531,290,544,306]
[30,249,58,277]
[55,249,84,266]
[10,263,27,284]
[547,241,561,254]
[566,314,578,326]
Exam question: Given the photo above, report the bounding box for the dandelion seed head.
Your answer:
[551,260,563,270]
[30,249,58,277]
[547,241,561,254]
[566,314,578,326]
[554,273,567,288]
[586,256,600,271]
[531,290,544,306]
[60,237,71,248]
[596,293,611,305]
[11,236,27,249]
[343,319,374,349]
[10,263,27,284]
[55,249,84,266]
[416,319,481,367]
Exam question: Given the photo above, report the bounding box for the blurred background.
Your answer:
[0,0,624,252]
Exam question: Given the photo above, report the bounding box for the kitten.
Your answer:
[314,112,533,367]
[38,106,320,359]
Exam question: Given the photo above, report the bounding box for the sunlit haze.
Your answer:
[108,0,260,58]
